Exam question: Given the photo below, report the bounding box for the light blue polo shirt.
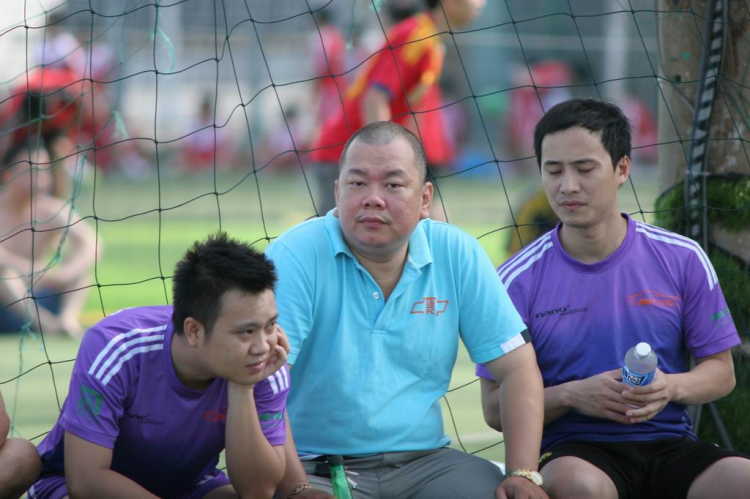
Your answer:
[265,211,526,456]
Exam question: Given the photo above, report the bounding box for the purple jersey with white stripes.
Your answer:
[36,305,290,498]
[476,214,739,451]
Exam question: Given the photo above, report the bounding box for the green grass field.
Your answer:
[0,166,662,471]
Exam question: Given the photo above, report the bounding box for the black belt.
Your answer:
[310,455,362,462]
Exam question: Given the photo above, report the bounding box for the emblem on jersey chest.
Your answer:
[203,406,228,423]
[410,297,449,316]
[125,411,164,426]
[627,290,680,307]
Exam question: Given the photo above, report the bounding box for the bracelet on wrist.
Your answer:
[286,483,312,499]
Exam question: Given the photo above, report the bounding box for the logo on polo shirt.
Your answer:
[627,290,680,307]
[411,297,449,316]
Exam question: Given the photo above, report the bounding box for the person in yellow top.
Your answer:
[507,188,558,257]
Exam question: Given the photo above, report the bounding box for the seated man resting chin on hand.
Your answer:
[31,234,292,499]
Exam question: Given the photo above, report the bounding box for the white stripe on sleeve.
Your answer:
[88,324,167,375]
[101,344,165,386]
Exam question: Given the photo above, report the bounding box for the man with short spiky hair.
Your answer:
[477,99,750,499]
[31,233,291,499]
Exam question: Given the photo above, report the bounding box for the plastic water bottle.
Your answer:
[327,455,354,499]
[622,342,658,386]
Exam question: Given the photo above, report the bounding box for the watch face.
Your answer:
[529,471,543,486]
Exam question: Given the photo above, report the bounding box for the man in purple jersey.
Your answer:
[29,233,291,499]
[477,99,750,499]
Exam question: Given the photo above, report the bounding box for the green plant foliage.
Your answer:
[654,176,750,234]
[654,179,750,453]
[697,354,750,453]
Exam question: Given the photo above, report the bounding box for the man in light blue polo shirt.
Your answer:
[268,121,547,499]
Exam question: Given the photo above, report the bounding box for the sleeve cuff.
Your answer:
[691,334,741,359]
[287,350,299,366]
[475,363,493,379]
[468,329,530,364]
[60,417,117,449]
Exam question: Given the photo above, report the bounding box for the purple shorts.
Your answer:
[28,469,231,499]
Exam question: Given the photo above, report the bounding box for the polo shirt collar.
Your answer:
[324,209,355,258]
[324,210,433,270]
[405,220,432,269]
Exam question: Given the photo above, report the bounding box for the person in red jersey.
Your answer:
[310,9,347,126]
[308,0,485,217]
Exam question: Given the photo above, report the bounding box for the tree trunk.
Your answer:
[657,0,750,262]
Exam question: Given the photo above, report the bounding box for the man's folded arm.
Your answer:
[64,431,157,499]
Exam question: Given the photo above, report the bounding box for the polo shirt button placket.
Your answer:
[372,292,379,299]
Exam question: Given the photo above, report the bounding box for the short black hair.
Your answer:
[339,121,428,183]
[425,0,441,9]
[171,233,277,337]
[533,98,631,169]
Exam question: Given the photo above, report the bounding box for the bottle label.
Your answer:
[622,365,655,386]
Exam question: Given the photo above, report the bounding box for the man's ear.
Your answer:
[183,317,204,347]
[333,178,341,217]
[616,156,631,187]
[420,181,434,220]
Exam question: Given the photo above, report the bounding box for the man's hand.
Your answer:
[496,477,549,499]
[254,325,290,384]
[296,487,335,499]
[621,368,672,424]
[276,325,291,355]
[568,369,633,424]
[258,342,288,382]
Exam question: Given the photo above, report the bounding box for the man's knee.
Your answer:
[688,456,750,499]
[409,449,503,499]
[0,438,41,496]
[541,456,617,499]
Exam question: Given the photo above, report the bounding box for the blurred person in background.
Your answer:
[178,94,238,173]
[0,138,97,336]
[2,65,83,198]
[506,60,575,166]
[309,8,347,126]
[307,0,486,219]
[31,9,138,178]
[260,105,313,173]
[502,60,574,257]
